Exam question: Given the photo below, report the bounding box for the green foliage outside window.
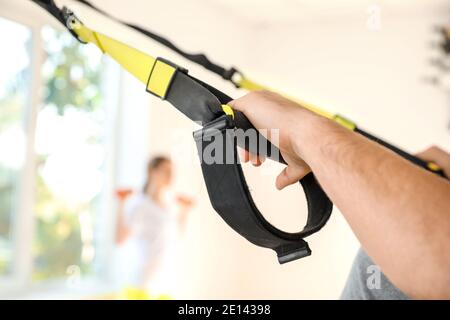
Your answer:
[0,17,32,276]
[33,27,107,281]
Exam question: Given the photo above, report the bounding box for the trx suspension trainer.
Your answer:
[30,0,447,264]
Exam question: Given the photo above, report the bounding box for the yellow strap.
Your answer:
[221,104,235,119]
[238,77,444,174]
[71,20,442,176]
[74,24,175,98]
[427,162,441,172]
[147,59,176,98]
[73,22,342,124]
[238,77,336,120]
[333,114,357,131]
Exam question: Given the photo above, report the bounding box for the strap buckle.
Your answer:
[222,67,244,88]
[146,57,188,100]
[61,7,88,44]
[276,242,311,264]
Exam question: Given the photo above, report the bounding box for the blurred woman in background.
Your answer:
[115,156,193,293]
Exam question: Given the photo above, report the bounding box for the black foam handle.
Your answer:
[232,109,287,164]
[194,115,333,264]
[188,76,288,163]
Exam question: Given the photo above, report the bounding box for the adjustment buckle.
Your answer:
[276,241,311,264]
[146,57,188,100]
[193,115,234,141]
[61,7,87,44]
[222,67,244,88]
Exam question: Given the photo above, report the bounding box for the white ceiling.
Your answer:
[6,0,449,37]
[85,0,450,25]
[216,0,450,23]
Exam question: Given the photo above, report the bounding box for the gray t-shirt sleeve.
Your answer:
[340,248,409,300]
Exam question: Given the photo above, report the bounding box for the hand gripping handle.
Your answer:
[194,115,333,263]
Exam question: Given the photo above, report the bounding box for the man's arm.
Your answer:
[230,91,450,299]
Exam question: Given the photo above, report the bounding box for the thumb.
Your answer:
[276,164,311,190]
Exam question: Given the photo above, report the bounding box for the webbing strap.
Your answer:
[72,20,160,85]
[235,76,336,119]
[65,2,447,175]
[71,0,337,121]
[194,115,332,263]
[57,0,442,172]
[40,3,334,263]
[56,0,446,176]
[73,0,236,82]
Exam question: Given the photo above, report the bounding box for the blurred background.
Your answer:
[0,0,449,299]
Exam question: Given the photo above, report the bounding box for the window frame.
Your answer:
[0,3,43,292]
[0,1,122,297]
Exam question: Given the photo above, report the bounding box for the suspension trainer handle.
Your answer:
[194,115,333,263]
[186,77,334,263]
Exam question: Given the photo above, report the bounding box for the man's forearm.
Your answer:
[294,110,450,299]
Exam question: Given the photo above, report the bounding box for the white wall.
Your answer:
[11,0,450,299]
[137,0,450,299]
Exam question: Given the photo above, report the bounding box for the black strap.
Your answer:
[36,0,449,179]
[148,64,334,263]
[31,0,86,41]
[31,0,64,23]
[193,115,333,263]
[164,68,333,263]
[30,0,334,263]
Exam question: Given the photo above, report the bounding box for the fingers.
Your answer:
[416,145,448,162]
[416,145,450,177]
[230,92,313,188]
[276,163,311,190]
[228,98,241,111]
[249,152,264,166]
[238,148,249,162]
[239,148,312,189]
[238,148,265,167]
[228,90,274,113]
[228,93,253,113]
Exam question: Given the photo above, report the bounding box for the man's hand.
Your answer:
[230,90,450,299]
[230,91,320,189]
[416,146,450,177]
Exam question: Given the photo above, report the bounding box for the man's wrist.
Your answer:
[290,109,327,155]
[290,109,353,167]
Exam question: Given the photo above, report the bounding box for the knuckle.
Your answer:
[258,89,274,97]
[429,145,440,152]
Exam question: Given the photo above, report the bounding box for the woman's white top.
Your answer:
[116,193,176,288]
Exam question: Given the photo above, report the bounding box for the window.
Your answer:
[0,6,122,293]
[33,26,109,281]
[0,17,32,277]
